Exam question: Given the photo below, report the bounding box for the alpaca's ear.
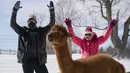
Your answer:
[67,33,72,37]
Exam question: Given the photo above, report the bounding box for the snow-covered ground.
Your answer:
[0,54,130,73]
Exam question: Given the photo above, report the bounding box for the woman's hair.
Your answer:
[92,32,97,41]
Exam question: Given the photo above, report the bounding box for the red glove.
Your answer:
[64,18,72,26]
[110,19,118,28]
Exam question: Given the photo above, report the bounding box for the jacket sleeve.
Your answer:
[39,9,55,33]
[10,11,25,36]
[67,24,82,46]
[96,23,113,45]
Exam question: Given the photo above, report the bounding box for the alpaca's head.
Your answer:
[48,24,72,46]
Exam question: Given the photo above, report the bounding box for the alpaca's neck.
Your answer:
[52,41,73,72]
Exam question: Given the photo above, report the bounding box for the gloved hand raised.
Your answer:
[13,1,22,12]
[109,19,118,28]
[47,1,55,14]
[64,18,72,26]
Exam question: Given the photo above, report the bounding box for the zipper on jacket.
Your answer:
[37,33,40,64]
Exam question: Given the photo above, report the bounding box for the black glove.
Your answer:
[13,1,22,12]
[47,1,55,14]
[64,18,72,26]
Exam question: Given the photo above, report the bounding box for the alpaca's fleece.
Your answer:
[48,24,126,73]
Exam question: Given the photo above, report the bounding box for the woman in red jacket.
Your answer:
[64,18,117,58]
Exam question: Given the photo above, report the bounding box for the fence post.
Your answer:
[9,49,11,55]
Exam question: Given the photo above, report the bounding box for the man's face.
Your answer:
[85,32,93,41]
[28,19,37,28]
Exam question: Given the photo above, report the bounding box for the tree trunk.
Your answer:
[100,0,130,59]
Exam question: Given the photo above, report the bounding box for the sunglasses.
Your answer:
[85,33,92,36]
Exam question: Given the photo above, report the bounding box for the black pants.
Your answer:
[22,60,48,73]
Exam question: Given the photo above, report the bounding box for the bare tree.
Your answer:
[55,0,81,25]
[79,0,130,59]
[55,0,106,30]
[33,12,47,27]
[55,0,82,55]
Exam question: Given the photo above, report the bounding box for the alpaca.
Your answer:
[48,24,126,73]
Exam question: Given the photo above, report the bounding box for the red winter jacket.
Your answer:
[67,23,114,58]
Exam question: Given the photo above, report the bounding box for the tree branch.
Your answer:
[96,0,104,5]
[100,2,107,20]
[116,10,120,21]
[110,0,114,4]
[97,0,107,20]
[112,0,122,6]
[72,24,107,30]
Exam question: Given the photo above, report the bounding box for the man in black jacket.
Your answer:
[10,1,55,73]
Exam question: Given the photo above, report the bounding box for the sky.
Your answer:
[0,0,130,50]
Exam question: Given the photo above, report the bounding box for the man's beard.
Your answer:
[28,22,36,29]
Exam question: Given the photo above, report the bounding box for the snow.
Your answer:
[0,54,130,73]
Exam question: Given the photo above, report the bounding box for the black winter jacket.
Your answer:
[10,11,55,65]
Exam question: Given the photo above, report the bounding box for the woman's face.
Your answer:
[85,33,93,41]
